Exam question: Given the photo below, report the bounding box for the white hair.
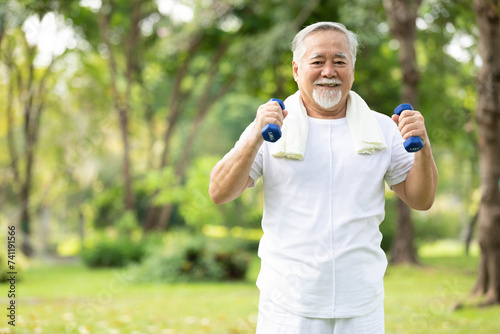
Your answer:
[291,22,358,69]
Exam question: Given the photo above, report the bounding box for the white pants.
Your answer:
[256,293,385,334]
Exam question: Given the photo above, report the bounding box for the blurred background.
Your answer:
[0,0,499,333]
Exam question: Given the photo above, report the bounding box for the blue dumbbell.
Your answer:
[261,98,285,142]
[394,103,424,152]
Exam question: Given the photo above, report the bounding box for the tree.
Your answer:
[142,25,235,230]
[471,0,500,306]
[141,4,238,231]
[383,0,423,265]
[0,4,65,256]
[96,0,152,211]
[143,0,322,230]
[57,0,161,214]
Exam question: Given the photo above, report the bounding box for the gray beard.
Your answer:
[313,87,342,109]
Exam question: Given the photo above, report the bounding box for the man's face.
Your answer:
[293,30,355,117]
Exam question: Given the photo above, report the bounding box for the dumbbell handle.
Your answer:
[394,103,424,152]
[261,98,285,142]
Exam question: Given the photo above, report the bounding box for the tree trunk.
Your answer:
[471,0,500,306]
[99,1,142,211]
[383,0,422,265]
[78,209,85,252]
[465,210,479,256]
[5,36,55,256]
[19,181,33,256]
[141,36,202,231]
[154,45,234,230]
[19,124,37,257]
[40,205,51,256]
[5,61,19,183]
[119,106,135,210]
[390,199,418,264]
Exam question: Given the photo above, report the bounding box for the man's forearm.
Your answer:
[209,128,263,204]
[399,144,438,210]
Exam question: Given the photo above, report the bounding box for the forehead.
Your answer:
[302,30,350,59]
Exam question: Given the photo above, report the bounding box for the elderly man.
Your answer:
[209,22,438,334]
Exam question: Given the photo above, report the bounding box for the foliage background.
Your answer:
[0,0,480,248]
[0,0,495,332]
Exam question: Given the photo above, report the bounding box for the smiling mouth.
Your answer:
[315,81,342,88]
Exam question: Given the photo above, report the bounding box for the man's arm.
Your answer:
[209,132,262,205]
[391,110,438,211]
[209,100,287,204]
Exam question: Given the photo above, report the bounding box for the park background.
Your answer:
[1,0,500,333]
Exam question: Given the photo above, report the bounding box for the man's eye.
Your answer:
[312,61,323,65]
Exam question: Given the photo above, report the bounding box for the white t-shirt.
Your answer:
[246,112,414,319]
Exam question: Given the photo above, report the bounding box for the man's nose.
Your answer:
[321,63,337,77]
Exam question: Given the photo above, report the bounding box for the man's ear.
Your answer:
[292,61,299,82]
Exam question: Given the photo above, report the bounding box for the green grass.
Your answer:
[384,255,497,334]
[7,264,259,334]
[2,245,500,334]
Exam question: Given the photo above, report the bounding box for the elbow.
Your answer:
[208,183,229,205]
[209,170,225,204]
[414,202,433,211]
[209,185,222,205]
[209,171,250,205]
[210,195,226,206]
[412,195,436,211]
[416,181,438,211]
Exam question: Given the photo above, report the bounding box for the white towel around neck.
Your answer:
[269,90,387,160]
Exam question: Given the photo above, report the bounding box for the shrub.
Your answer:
[207,237,253,280]
[81,236,146,268]
[130,231,253,283]
[0,246,26,282]
[92,186,124,229]
[414,210,463,242]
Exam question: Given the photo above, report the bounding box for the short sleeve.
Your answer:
[248,148,263,187]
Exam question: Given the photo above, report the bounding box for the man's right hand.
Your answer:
[252,99,288,139]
